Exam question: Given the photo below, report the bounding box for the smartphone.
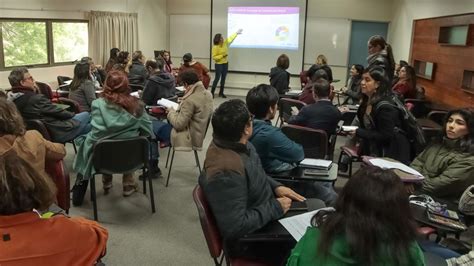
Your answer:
[289,201,307,211]
[291,106,299,113]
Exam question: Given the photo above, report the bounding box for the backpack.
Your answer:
[375,95,426,159]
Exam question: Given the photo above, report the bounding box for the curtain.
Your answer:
[88,11,138,67]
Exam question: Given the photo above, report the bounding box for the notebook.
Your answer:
[157,98,179,110]
[300,159,332,170]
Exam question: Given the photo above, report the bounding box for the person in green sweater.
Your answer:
[411,108,474,202]
[287,166,425,266]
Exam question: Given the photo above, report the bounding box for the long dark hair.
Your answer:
[70,62,91,91]
[102,70,143,117]
[437,108,474,154]
[361,66,392,106]
[401,65,416,91]
[110,48,120,60]
[368,35,395,72]
[312,166,418,265]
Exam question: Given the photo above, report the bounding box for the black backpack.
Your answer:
[375,95,427,159]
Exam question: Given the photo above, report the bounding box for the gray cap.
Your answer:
[183,53,193,63]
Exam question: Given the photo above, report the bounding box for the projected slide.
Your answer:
[228,6,299,50]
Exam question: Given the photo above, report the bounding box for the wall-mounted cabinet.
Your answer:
[462,70,474,94]
[414,60,435,80]
[438,24,473,46]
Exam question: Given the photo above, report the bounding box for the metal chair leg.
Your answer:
[165,149,176,187]
[90,175,98,221]
[165,146,172,168]
[148,166,156,213]
[194,150,201,173]
[142,167,147,194]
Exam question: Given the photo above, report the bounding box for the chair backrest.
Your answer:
[58,97,82,113]
[281,124,328,159]
[192,185,224,260]
[57,76,72,85]
[45,160,70,211]
[129,84,145,92]
[24,119,52,140]
[36,81,54,101]
[428,110,448,126]
[92,137,149,175]
[278,98,306,124]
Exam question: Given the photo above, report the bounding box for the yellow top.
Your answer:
[211,33,238,64]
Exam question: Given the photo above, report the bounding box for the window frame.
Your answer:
[0,18,88,70]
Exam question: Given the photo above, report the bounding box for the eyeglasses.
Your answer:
[23,76,34,81]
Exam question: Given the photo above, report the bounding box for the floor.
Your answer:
[65,95,352,265]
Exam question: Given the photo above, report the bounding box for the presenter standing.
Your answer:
[211,29,242,98]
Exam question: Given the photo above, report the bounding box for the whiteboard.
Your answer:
[304,17,351,67]
[169,15,211,60]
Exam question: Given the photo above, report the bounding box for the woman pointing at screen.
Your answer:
[211,29,243,98]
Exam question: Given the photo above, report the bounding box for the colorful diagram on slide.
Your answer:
[228,6,299,50]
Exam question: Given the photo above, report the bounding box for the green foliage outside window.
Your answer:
[53,22,88,63]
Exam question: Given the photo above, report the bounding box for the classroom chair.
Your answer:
[193,186,271,266]
[89,136,156,221]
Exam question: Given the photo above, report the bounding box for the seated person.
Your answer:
[0,98,66,175]
[72,71,160,205]
[142,58,176,106]
[392,65,417,99]
[289,79,342,136]
[177,53,210,89]
[199,99,306,264]
[299,66,334,104]
[0,151,108,265]
[7,67,91,143]
[347,66,411,164]
[128,50,148,87]
[247,84,304,173]
[68,61,97,112]
[112,51,130,72]
[340,64,363,105]
[269,54,291,94]
[81,56,106,88]
[287,166,425,265]
[154,69,213,151]
[411,108,474,201]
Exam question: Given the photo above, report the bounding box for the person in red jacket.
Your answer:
[0,150,108,265]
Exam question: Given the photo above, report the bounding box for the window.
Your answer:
[2,21,48,67]
[52,22,88,63]
[0,19,88,69]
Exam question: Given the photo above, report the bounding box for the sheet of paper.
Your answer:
[286,89,302,95]
[157,98,179,110]
[369,158,423,176]
[279,207,335,241]
[130,91,140,98]
[175,86,185,92]
[342,126,358,131]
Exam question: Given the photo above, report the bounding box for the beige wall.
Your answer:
[0,0,166,88]
[2,0,472,93]
[389,0,474,62]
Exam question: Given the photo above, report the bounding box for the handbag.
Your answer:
[458,185,474,215]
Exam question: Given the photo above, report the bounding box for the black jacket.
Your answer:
[288,100,342,136]
[356,95,410,164]
[142,72,176,105]
[269,67,290,94]
[9,87,79,143]
[343,76,362,104]
[199,138,283,255]
[367,53,394,81]
[128,60,148,86]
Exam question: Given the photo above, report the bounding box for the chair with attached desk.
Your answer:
[192,186,271,266]
[428,110,448,127]
[275,98,306,127]
[281,124,328,159]
[89,136,156,221]
[165,114,212,187]
[57,76,72,96]
[36,81,58,103]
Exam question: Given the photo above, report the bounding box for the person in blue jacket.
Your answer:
[246,84,338,205]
